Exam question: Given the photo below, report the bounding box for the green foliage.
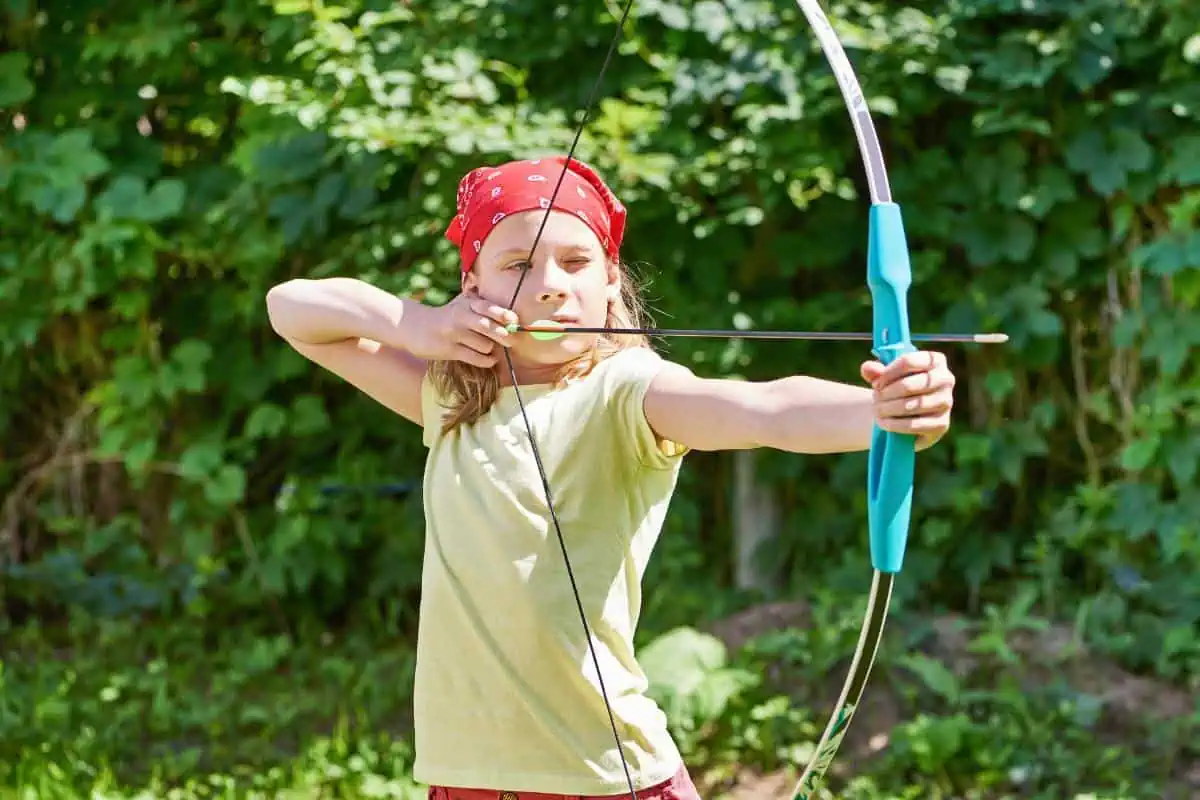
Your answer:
[640,627,764,755]
[2,0,1199,796]
[0,619,425,799]
[639,603,1195,798]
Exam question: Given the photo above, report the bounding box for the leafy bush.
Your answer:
[2,0,1198,796]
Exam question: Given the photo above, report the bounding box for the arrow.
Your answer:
[508,321,1008,345]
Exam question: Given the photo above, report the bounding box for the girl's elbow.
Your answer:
[265,281,306,339]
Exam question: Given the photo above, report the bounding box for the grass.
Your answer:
[1,601,1196,799]
[0,616,423,798]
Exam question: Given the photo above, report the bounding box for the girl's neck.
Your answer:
[495,354,591,388]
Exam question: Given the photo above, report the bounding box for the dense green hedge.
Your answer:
[2,0,1198,685]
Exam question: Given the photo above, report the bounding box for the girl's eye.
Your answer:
[506,260,532,271]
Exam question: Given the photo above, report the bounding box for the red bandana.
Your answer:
[445,156,627,274]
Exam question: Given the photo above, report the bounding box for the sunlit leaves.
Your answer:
[640,627,760,747]
[1176,38,1200,72]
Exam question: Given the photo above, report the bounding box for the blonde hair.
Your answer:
[427,260,651,433]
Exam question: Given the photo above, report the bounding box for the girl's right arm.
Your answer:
[265,278,515,425]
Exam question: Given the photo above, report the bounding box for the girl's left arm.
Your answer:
[643,353,955,455]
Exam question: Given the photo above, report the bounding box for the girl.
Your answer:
[266,156,956,800]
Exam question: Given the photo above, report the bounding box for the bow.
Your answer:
[498,1,928,797]
[786,1,918,795]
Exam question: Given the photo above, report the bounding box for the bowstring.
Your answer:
[500,1,640,798]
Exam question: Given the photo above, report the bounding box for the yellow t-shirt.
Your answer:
[413,346,687,795]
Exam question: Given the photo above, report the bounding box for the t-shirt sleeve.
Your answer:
[602,347,689,470]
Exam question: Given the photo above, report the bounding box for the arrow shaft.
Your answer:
[515,325,1006,344]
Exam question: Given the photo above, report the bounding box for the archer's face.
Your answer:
[466,210,619,372]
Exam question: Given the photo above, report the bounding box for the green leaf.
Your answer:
[51,129,110,180]
[245,404,288,440]
[31,182,88,223]
[972,107,1052,137]
[1069,44,1114,90]
[290,395,331,436]
[957,213,1036,266]
[1164,435,1200,488]
[692,1,730,42]
[0,52,35,107]
[95,175,148,218]
[640,627,757,729]
[1119,435,1160,472]
[640,627,728,680]
[643,0,690,31]
[179,441,224,481]
[1111,128,1153,173]
[205,464,247,506]
[95,175,187,222]
[954,433,992,466]
[983,370,1017,402]
[273,0,312,14]
[170,339,213,393]
[1163,135,1200,186]
[1184,34,1200,64]
[124,437,157,476]
[1132,233,1197,277]
[898,654,961,705]
[144,179,186,221]
[1064,127,1153,196]
[1019,164,1076,219]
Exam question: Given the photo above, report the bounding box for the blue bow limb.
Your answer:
[867,202,917,575]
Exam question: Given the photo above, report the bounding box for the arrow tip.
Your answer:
[974,333,1009,344]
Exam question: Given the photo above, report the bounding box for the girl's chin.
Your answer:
[505,337,599,367]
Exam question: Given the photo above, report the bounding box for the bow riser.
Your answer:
[867,203,917,575]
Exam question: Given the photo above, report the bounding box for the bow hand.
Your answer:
[863,350,956,452]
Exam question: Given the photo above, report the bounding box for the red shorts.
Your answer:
[427,764,702,800]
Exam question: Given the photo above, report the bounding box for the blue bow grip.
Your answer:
[866,202,917,574]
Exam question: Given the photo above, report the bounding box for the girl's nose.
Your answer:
[534,261,570,303]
